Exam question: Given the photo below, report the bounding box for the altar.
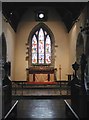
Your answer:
[26,66,57,82]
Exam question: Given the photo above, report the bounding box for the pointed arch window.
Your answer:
[32,28,51,65]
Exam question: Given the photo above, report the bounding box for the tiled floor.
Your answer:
[12,84,71,120]
[12,85,71,119]
[17,99,68,119]
[11,83,89,119]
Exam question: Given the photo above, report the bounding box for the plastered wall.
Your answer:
[2,6,87,81]
[68,7,87,74]
[14,7,69,81]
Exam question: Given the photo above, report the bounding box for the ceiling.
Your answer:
[2,2,87,32]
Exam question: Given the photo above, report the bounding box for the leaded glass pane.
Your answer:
[32,35,37,44]
[35,31,38,35]
[39,54,44,64]
[44,31,47,35]
[38,28,44,63]
[38,40,44,53]
[32,54,37,64]
[32,35,37,54]
[45,35,51,64]
[45,36,51,52]
[46,54,51,64]
[38,28,44,40]
[32,35,37,64]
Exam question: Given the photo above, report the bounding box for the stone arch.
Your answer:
[85,36,89,76]
[76,33,84,63]
[1,32,7,79]
[2,32,7,63]
[28,23,55,67]
[85,36,89,57]
[76,33,84,79]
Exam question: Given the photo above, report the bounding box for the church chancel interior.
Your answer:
[1,2,89,120]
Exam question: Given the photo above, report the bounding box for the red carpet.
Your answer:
[26,81,57,85]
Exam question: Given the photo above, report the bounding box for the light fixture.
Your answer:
[35,9,48,21]
[38,13,44,19]
[10,12,13,15]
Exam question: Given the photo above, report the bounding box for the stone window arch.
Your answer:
[28,23,55,67]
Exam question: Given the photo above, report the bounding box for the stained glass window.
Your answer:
[32,28,51,65]
[32,35,37,64]
[45,35,51,64]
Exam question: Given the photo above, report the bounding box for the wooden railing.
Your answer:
[2,100,18,120]
[64,100,80,120]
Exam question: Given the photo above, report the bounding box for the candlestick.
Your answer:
[59,65,61,80]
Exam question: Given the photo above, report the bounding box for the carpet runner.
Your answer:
[26,81,58,85]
